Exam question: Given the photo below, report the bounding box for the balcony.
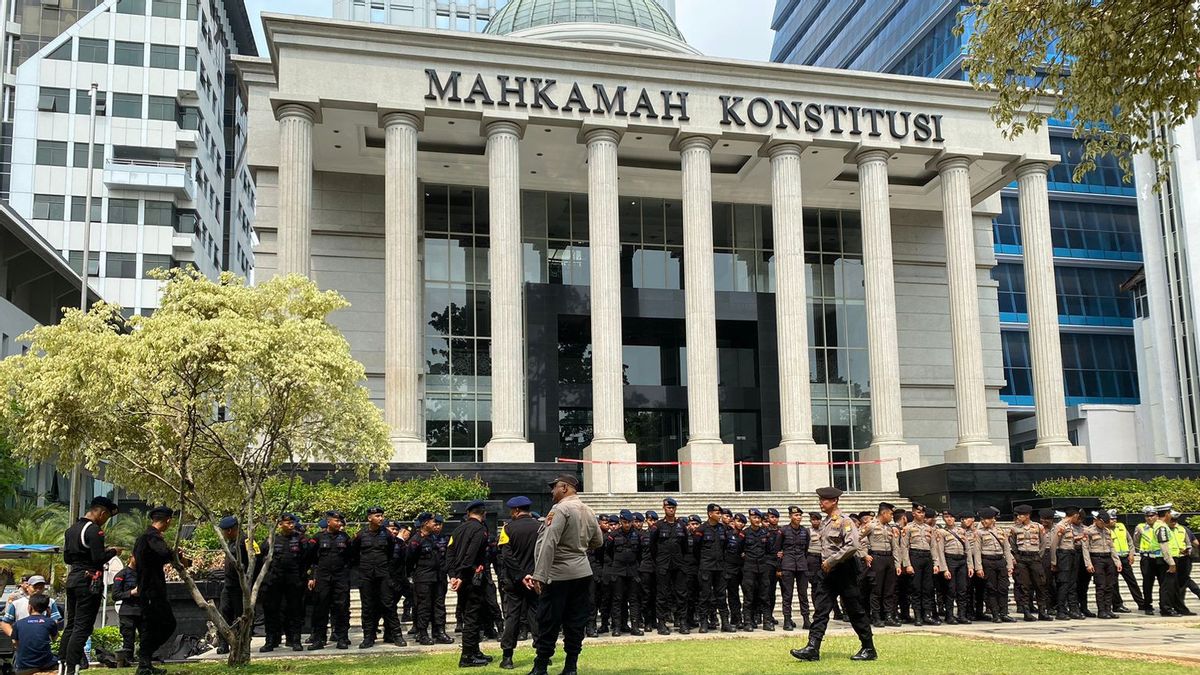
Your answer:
[103,158,195,200]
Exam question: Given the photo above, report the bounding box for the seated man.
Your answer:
[11,593,59,675]
[1,577,62,637]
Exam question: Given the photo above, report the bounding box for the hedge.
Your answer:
[261,473,490,524]
[1033,476,1200,515]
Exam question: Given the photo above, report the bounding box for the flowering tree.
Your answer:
[0,270,391,665]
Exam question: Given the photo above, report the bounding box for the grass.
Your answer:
[106,634,1195,674]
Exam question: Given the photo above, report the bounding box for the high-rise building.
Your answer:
[3,0,258,319]
[771,0,1150,462]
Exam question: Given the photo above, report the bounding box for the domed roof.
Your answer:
[485,0,686,44]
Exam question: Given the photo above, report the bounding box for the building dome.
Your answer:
[484,0,697,54]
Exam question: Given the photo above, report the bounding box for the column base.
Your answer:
[943,443,1008,464]
[581,441,638,494]
[1023,443,1088,464]
[859,443,920,492]
[483,439,535,463]
[767,442,829,493]
[678,441,735,493]
[390,438,427,463]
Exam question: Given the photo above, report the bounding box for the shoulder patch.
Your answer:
[544,511,556,526]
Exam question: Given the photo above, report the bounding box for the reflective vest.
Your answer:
[1152,521,1173,558]
[1112,522,1130,554]
[1137,523,1160,555]
[1169,525,1186,558]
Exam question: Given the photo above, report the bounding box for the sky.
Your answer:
[242,0,777,62]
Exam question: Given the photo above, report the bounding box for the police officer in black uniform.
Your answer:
[694,503,730,633]
[498,496,539,669]
[791,487,876,663]
[649,499,690,635]
[307,510,354,651]
[743,508,777,631]
[408,512,452,645]
[260,513,308,652]
[134,506,187,675]
[352,506,402,648]
[778,505,811,631]
[447,499,493,668]
[606,509,644,637]
[636,511,657,629]
[722,514,746,631]
[61,496,120,674]
[765,507,783,627]
[216,515,253,655]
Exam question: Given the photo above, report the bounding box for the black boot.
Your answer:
[527,660,550,675]
[791,638,821,662]
[657,622,670,636]
[560,652,579,675]
[436,631,456,644]
[459,652,490,668]
[500,650,515,670]
[851,641,878,661]
[802,614,812,630]
[783,617,795,631]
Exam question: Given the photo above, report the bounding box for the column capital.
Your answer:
[581,125,623,146]
[849,146,895,166]
[481,115,527,140]
[379,109,424,131]
[1014,159,1050,178]
[926,148,983,173]
[761,139,807,160]
[672,132,718,153]
[271,97,321,124]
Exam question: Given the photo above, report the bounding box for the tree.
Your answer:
[0,270,391,665]
[960,0,1200,184]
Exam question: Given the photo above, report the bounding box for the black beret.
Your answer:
[1038,507,1056,519]
[366,506,385,515]
[788,505,803,515]
[878,502,895,513]
[1014,505,1033,515]
[90,496,119,514]
[707,503,721,512]
[148,505,173,519]
[218,515,238,529]
[1064,506,1080,516]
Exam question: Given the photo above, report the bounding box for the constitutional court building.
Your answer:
[237,6,1086,495]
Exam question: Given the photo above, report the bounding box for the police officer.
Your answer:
[1009,504,1051,621]
[777,506,810,631]
[409,513,452,644]
[498,496,539,669]
[1039,508,1059,615]
[432,515,453,640]
[1153,504,1182,616]
[899,505,939,626]
[764,507,782,628]
[974,506,1014,623]
[742,509,776,631]
[60,496,120,674]
[352,506,400,648]
[791,487,875,663]
[864,502,900,628]
[1083,510,1121,619]
[605,510,643,637]
[684,514,702,629]
[805,511,825,625]
[592,515,618,635]
[1135,506,1160,614]
[307,510,353,650]
[694,503,730,633]
[384,519,414,642]
[723,514,746,630]
[636,511,657,630]
[447,499,494,668]
[1107,509,1142,613]
[216,515,256,655]
[648,498,690,635]
[1049,506,1085,620]
[260,513,308,652]
[134,506,187,675]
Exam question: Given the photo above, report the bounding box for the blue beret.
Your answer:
[279,512,297,523]
[506,496,533,509]
[645,510,658,519]
[415,512,433,524]
[218,515,239,529]
[366,506,384,515]
[317,519,328,529]
[767,508,780,517]
[734,513,748,523]
[606,515,619,524]
[325,510,344,520]
[748,508,762,518]
[148,505,173,519]
[632,512,645,522]
[465,500,486,512]
[619,509,633,520]
[687,515,701,523]
[433,515,445,524]
[663,498,678,507]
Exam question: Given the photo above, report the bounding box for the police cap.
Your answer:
[767,508,780,517]
[148,505,174,520]
[606,514,620,524]
[1064,506,1080,516]
[433,515,445,524]
[218,515,239,529]
[663,497,678,507]
[633,512,645,522]
[465,500,487,513]
[325,510,345,521]
[1141,505,1156,515]
[415,512,433,524]
[955,511,972,520]
[506,496,533,509]
[366,506,385,515]
[89,496,119,514]
[547,474,581,490]
[721,508,732,516]
[734,513,748,524]
[1038,507,1056,519]
[1096,511,1113,522]
[748,508,763,518]
[645,510,658,520]
[279,512,298,523]
[815,486,843,500]
[619,509,634,521]
[788,505,803,515]
[1014,504,1033,515]
[878,502,895,514]
[688,515,701,523]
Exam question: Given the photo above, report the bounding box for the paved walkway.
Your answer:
[189,613,1200,665]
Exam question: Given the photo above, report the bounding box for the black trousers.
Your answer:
[311,571,350,642]
[533,575,592,667]
[458,574,496,655]
[592,574,610,628]
[867,554,897,621]
[218,584,244,649]
[61,579,102,667]
[767,566,780,622]
[1157,558,1180,612]
[118,613,139,655]
[981,556,1009,617]
[1042,550,1057,613]
[359,568,399,641]
[741,568,771,623]
[434,579,449,629]
[639,570,656,627]
[262,578,306,645]
[724,570,742,624]
[1076,552,1093,611]
[808,560,872,646]
[944,555,970,619]
[412,579,440,635]
[1177,557,1194,611]
[697,569,728,624]
[655,566,688,626]
[1013,552,1050,613]
[908,550,934,618]
[1141,556,1158,609]
[1113,554,1144,609]
[1092,556,1117,613]
[139,596,177,667]
[1054,550,1078,614]
[608,574,641,630]
[500,578,538,651]
[780,568,810,622]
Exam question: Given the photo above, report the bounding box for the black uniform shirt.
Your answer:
[408,532,442,582]
[309,530,354,578]
[447,518,489,583]
[498,515,540,582]
[353,526,395,570]
[221,535,252,592]
[132,526,173,600]
[742,525,777,573]
[266,531,308,580]
[63,517,117,577]
[778,524,810,572]
[722,527,745,572]
[605,527,642,577]
[650,518,689,569]
[111,566,140,616]
[694,522,727,572]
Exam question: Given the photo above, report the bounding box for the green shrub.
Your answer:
[1034,476,1200,513]
[261,473,489,524]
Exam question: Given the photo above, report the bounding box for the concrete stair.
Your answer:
[579,492,909,517]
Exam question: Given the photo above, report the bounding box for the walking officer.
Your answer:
[777,506,811,631]
[694,504,730,633]
[260,513,308,652]
[498,496,539,669]
[447,499,495,668]
[648,498,690,635]
[1108,509,1143,612]
[791,487,875,663]
[352,506,401,648]
[1009,504,1052,621]
[1135,506,1160,614]
[1049,506,1085,620]
[605,510,644,637]
[974,506,1014,622]
[742,509,776,631]
[864,503,901,627]
[307,510,354,650]
[1083,510,1121,619]
[60,496,120,674]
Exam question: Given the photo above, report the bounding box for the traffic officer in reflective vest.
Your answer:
[791,487,876,663]
[352,506,400,648]
[1135,506,1160,614]
[1107,508,1142,612]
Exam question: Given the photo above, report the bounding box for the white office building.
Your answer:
[332,0,676,31]
[5,0,258,317]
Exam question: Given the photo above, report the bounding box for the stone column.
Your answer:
[482,120,535,462]
[764,142,828,491]
[677,135,734,492]
[855,148,919,491]
[382,112,426,463]
[276,103,316,277]
[1016,161,1087,463]
[937,154,1007,463]
[581,127,637,493]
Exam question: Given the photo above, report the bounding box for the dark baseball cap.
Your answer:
[547,474,581,490]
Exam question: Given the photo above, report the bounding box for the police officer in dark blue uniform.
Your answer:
[694,503,730,633]
[649,499,690,635]
[307,510,354,650]
[637,511,657,630]
[352,506,401,648]
[743,508,778,631]
[605,509,644,637]
[260,513,308,652]
[778,505,811,631]
[722,513,746,630]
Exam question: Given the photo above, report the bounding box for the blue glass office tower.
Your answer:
[771,0,1142,458]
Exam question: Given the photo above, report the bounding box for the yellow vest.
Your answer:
[1169,525,1186,558]
[1138,523,1160,555]
[1112,522,1129,554]
[1152,521,1173,558]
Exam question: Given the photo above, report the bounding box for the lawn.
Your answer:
[107,634,1194,674]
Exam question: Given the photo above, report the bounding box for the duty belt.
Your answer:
[909,548,932,556]
[1016,550,1041,556]
[982,554,1005,560]
[944,553,966,560]
[869,550,893,556]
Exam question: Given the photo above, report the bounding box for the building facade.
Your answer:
[331,0,676,31]
[771,0,1148,463]
[238,1,1087,494]
[3,0,258,318]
